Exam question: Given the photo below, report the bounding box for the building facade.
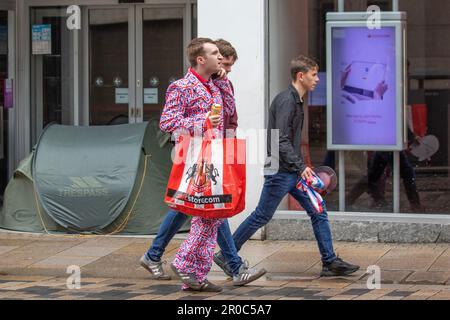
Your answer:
[1,0,450,240]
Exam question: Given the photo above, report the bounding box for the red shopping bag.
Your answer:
[165,134,246,219]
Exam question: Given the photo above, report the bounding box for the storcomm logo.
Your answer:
[60,177,109,197]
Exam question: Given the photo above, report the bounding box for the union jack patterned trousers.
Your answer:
[172,217,224,289]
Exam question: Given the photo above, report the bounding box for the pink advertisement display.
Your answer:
[331,26,397,146]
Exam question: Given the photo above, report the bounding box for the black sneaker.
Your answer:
[320,257,360,277]
[213,252,233,278]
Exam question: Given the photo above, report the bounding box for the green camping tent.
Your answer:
[0,121,190,235]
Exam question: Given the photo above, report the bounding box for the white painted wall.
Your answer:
[268,0,310,210]
[198,0,312,236]
[268,0,309,103]
[198,0,267,237]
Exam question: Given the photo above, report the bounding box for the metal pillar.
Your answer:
[392,0,399,11]
[339,151,346,212]
[338,0,344,12]
[393,151,400,213]
[392,0,401,213]
[337,0,345,212]
[73,29,79,126]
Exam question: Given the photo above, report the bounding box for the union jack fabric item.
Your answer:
[296,174,325,213]
[159,69,235,137]
[172,216,223,289]
[161,69,241,289]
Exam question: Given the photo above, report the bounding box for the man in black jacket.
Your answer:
[214,55,359,277]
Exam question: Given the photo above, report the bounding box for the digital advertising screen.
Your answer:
[332,26,396,146]
[327,15,406,151]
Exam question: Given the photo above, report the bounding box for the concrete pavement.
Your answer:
[0,229,450,300]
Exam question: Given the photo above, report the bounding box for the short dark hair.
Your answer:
[187,37,216,67]
[215,39,238,61]
[290,55,319,80]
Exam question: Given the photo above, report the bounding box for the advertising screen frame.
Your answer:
[326,13,407,151]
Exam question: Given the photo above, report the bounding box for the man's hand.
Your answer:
[301,167,314,180]
[206,111,220,128]
[216,68,227,79]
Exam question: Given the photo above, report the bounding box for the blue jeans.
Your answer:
[232,172,337,264]
[146,209,243,275]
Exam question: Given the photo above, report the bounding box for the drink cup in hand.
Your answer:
[208,104,221,128]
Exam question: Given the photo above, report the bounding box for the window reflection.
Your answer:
[304,0,450,214]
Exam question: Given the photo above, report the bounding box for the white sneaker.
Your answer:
[232,261,267,286]
[140,254,171,280]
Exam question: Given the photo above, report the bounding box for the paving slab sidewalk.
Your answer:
[0,230,450,287]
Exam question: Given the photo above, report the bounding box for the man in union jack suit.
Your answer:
[140,38,265,292]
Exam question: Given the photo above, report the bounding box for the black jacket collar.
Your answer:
[288,84,303,104]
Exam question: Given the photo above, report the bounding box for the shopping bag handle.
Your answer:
[204,117,218,140]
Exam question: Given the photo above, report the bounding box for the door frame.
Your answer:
[30,7,77,141]
[135,4,189,123]
[13,0,195,166]
[82,4,135,125]
[7,10,15,180]
[0,6,16,181]
[82,3,192,125]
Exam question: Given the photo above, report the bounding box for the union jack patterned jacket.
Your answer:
[160,69,236,137]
